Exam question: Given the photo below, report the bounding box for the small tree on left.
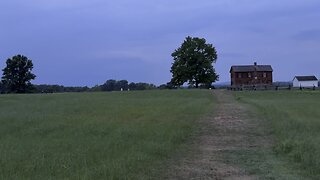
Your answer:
[2,55,36,93]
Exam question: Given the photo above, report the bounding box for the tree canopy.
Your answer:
[101,79,130,91]
[1,55,36,93]
[101,79,156,91]
[170,36,218,88]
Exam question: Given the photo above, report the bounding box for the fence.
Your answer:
[227,84,319,91]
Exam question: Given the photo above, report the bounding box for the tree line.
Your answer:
[0,78,164,94]
[30,81,158,93]
[1,36,218,93]
[0,55,164,94]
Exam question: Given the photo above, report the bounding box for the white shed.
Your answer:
[293,76,318,88]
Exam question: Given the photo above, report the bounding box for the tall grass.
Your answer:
[236,91,320,177]
[0,90,214,179]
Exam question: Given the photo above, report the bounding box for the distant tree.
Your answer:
[135,82,156,90]
[1,55,36,93]
[31,84,90,93]
[170,36,218,88]
[158,84,168,90]
[115,80,129,91]
[90,85,102,92]
[135,83,146,90]
[158,82,178,90]
[128,82,137,90]
[33,84,65,93]
[101,79,117,91]
[127,82,156,91]
[64,86,89,92]
[99,80,157,91]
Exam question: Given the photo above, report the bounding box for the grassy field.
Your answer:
[235,90,320,179]
[0,90,214,179]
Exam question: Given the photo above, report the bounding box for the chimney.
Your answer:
[254,62,257,66]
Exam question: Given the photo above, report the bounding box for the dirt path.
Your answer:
[165,90,267,180]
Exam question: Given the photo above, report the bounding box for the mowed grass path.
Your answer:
[236,91,320,178]
[0,90,214,179]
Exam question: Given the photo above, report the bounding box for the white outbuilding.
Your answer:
[293,76,318,88]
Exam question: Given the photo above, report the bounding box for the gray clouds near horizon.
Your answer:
[1,0,320,86]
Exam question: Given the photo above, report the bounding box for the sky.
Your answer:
[1,0,320,86]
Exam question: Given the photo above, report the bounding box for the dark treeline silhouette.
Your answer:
[8,80,167,94]
[99,79,158,91]
[0,84,90,94]
[32,85,90,93]
[0,80,204,94]
[0,80,172,94]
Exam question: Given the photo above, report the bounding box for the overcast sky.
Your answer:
[1,0,320,86]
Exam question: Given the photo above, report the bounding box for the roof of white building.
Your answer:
[294,76,318,81]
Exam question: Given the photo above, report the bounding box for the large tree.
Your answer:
[1,55,36,93]
[170,36,218,88]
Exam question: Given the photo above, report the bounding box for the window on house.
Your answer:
[263,73,267,78]
[238,73,242,78]
[248,73,251,78]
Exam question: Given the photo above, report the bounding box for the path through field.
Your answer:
[166,90,269,179]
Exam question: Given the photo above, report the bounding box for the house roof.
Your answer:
[294,76,318,81]
[230,65,273,72]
